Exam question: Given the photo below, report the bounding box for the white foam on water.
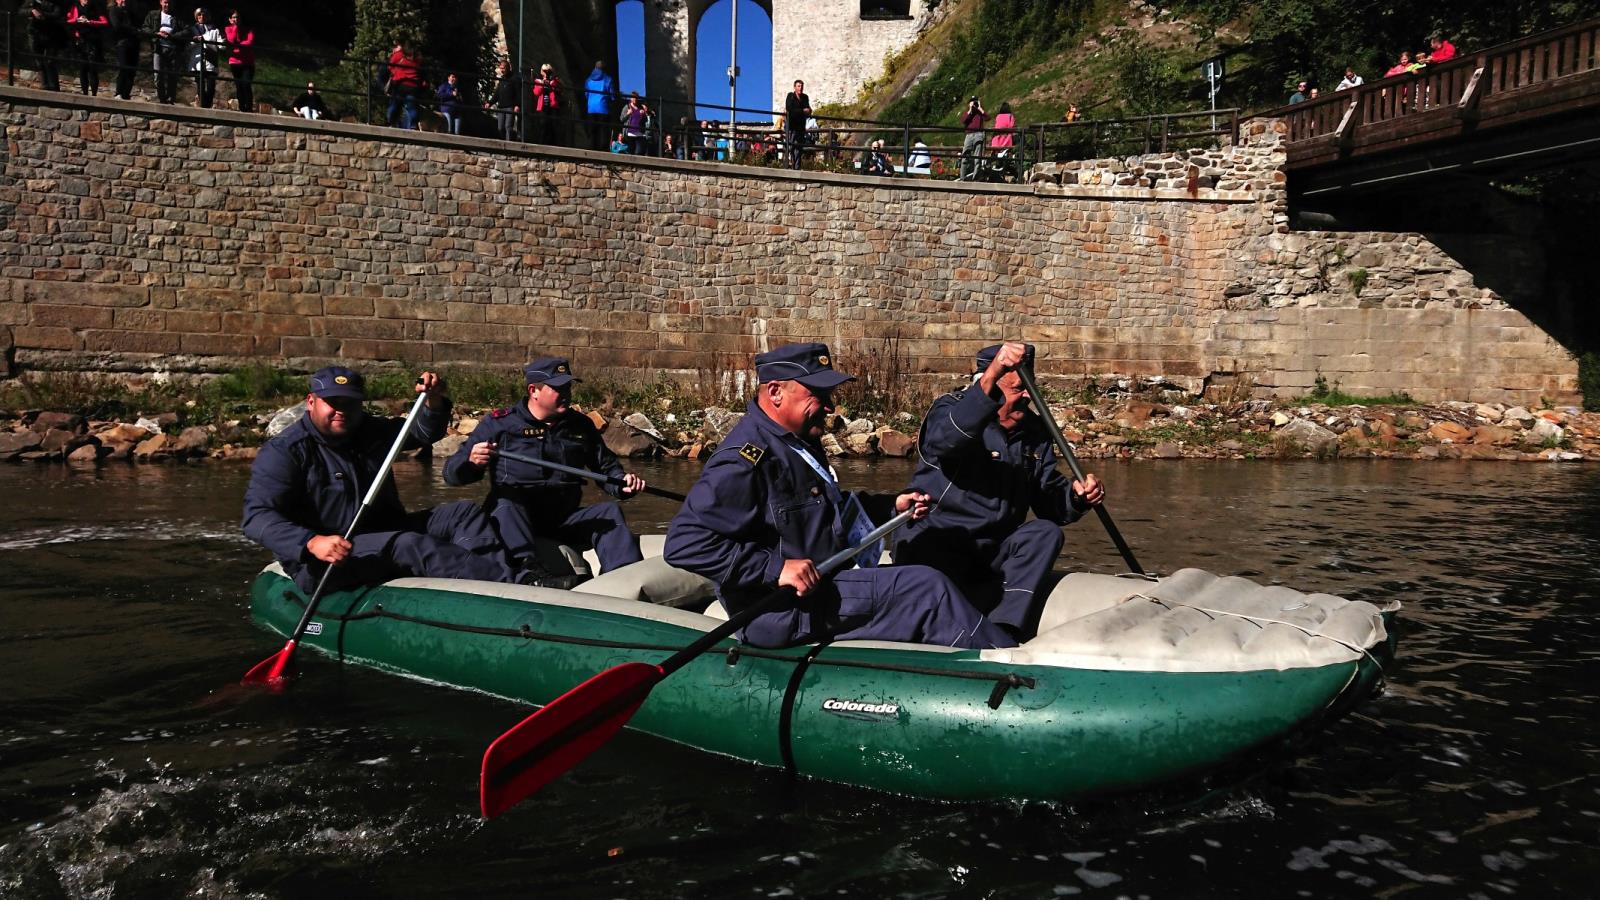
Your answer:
[0,521,251,551]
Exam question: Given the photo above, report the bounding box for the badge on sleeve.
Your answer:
[738,443,765,465]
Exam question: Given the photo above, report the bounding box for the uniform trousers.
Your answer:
[895,518,1064,638]
[490,498,643,574]
[288,499,515,595]
[735,564,1016,650]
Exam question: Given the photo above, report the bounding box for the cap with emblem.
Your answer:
[524,356,580,388]
[754,342,854,390]
[974,343,1036,373]
[309,365,366,401]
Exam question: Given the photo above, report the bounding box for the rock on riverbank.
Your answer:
[1,398,1595,465]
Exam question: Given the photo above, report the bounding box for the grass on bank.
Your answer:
[1302,374,1416,407]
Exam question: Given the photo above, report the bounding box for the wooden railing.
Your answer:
[1276,17,1600,158]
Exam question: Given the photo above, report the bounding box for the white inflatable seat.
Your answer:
[575,557,716,609]
[994,568,1392,673]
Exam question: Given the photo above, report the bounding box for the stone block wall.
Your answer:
[0,88,1580,405]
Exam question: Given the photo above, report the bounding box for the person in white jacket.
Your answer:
[184,7,223,108]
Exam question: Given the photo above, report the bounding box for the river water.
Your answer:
[0,458,1596,898]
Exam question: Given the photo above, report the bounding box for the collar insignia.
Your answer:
[738,443,765,465]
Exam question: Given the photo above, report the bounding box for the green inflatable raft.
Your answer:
[249,537,1399,803]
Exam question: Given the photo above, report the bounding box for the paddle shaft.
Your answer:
[257,389,431,679]
[1015,364,1146,576]
[490,447,687,502]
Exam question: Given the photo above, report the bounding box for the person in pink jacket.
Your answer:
[224,8,255,113]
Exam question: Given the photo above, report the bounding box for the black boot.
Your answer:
[515,561,584,591]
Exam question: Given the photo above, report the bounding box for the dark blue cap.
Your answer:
[309,366,365,400]
[974,343,1035,373]
[524,356,579,387]
[754,342,854,390]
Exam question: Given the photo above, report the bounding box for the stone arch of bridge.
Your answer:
[686,0,774,118]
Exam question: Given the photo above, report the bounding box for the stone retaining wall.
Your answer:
[0,87,1579,404]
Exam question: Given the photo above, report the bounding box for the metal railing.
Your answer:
[1,9,1237,185]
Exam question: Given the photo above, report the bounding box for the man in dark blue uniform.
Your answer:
[242,367,526,594]
[896,341,1106,641]
[443,357,645,577]
[664,343,1015,650]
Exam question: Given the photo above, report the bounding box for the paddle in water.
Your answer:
[242,385,431,688]
[489,447,687,502]
[478,508,917,818]
[1014,364,1145,575]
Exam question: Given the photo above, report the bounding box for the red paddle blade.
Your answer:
[241,640,296,689]
[479,662,663,818]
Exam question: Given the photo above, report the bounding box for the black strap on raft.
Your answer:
[282,592,1038,704]
[778,643,828,774]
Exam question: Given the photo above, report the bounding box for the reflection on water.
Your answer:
[1,459,1597,897]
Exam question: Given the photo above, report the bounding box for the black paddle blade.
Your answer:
[479,661,663,818]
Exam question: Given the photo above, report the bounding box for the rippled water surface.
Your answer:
[1,459,1597,898]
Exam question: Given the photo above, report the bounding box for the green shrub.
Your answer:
[1579,351,1600,412]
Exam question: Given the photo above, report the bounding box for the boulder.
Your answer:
[1474,403,1504,422]
[39,428,78,453]
[622,412,664,442]
[844,432,876,456]
[134,433,177,461]
[876,427,916,458]
[0,430,44,459]
[30,411,84,433]
[1150,442,1183,459]
[844,418,874,436]
[1471,425,1516,446]
[586,410,608,431]
[1502,407,1535,427]
[1270,411,1292,427]
[699,407,743,445]
[455,416,481,434]
[1277,418,1338,452]
[432,433,467,458]
[67,443,101,463]
[602,416,659,458]
[265,402,307,437]
[1114,401,1163,428]
[819,434,847,457]
[174,426,211,455]
[1531,418,1565,443]
[1427,421,1472,443]
[98,423,154,444]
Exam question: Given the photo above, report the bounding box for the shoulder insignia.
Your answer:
[738,443,765,465]
[489,407,511,418]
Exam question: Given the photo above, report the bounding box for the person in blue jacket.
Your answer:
[444,357,645,579]
[583,60,616,151]
[895,341,1106,641]
[664,343,1015,650]
[242,367,526,594]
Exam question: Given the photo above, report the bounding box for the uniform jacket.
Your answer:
[903,384,1083,545]
[442,403,624,520]
[241,401,450,566]
[665,400,870,613]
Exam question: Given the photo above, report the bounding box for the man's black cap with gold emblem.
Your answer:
[754,342,854,390]
[524,356,579,388]
[309,365,366,401]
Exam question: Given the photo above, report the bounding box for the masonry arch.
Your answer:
[688,0,774,120]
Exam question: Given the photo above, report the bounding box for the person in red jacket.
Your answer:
[1429,34,1457,63]
[65,0,108,96]
[387,42,426,130]
[224,9,256,113]
[532,62,562,145]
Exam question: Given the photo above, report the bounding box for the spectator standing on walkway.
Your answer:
[436,73,463,134]
[224,9,254,113]
[107,0,138,100]
[959,95,986,181]
[66,0,108,96]
[387,42,425,129]
[183,6,222,108]
[487,59,521,141]
[1288,80,1308,104]
[783,79,811,170]
[1336,66,1363,91]
[907,139,931,174]
[1385,51,1412,78]
[532,63,562,144]
[28,0,67,93]
[619,91,648,154]
[583,60,616,151]
[143,0,180,103]
[1063,103,1080,122]
[990,101,1016,151]
[292,81,328,120]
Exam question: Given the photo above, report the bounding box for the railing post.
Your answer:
[365,61,373,124]
[902,123,911,174]
[655,95,664,156]
[6,10,14,88]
